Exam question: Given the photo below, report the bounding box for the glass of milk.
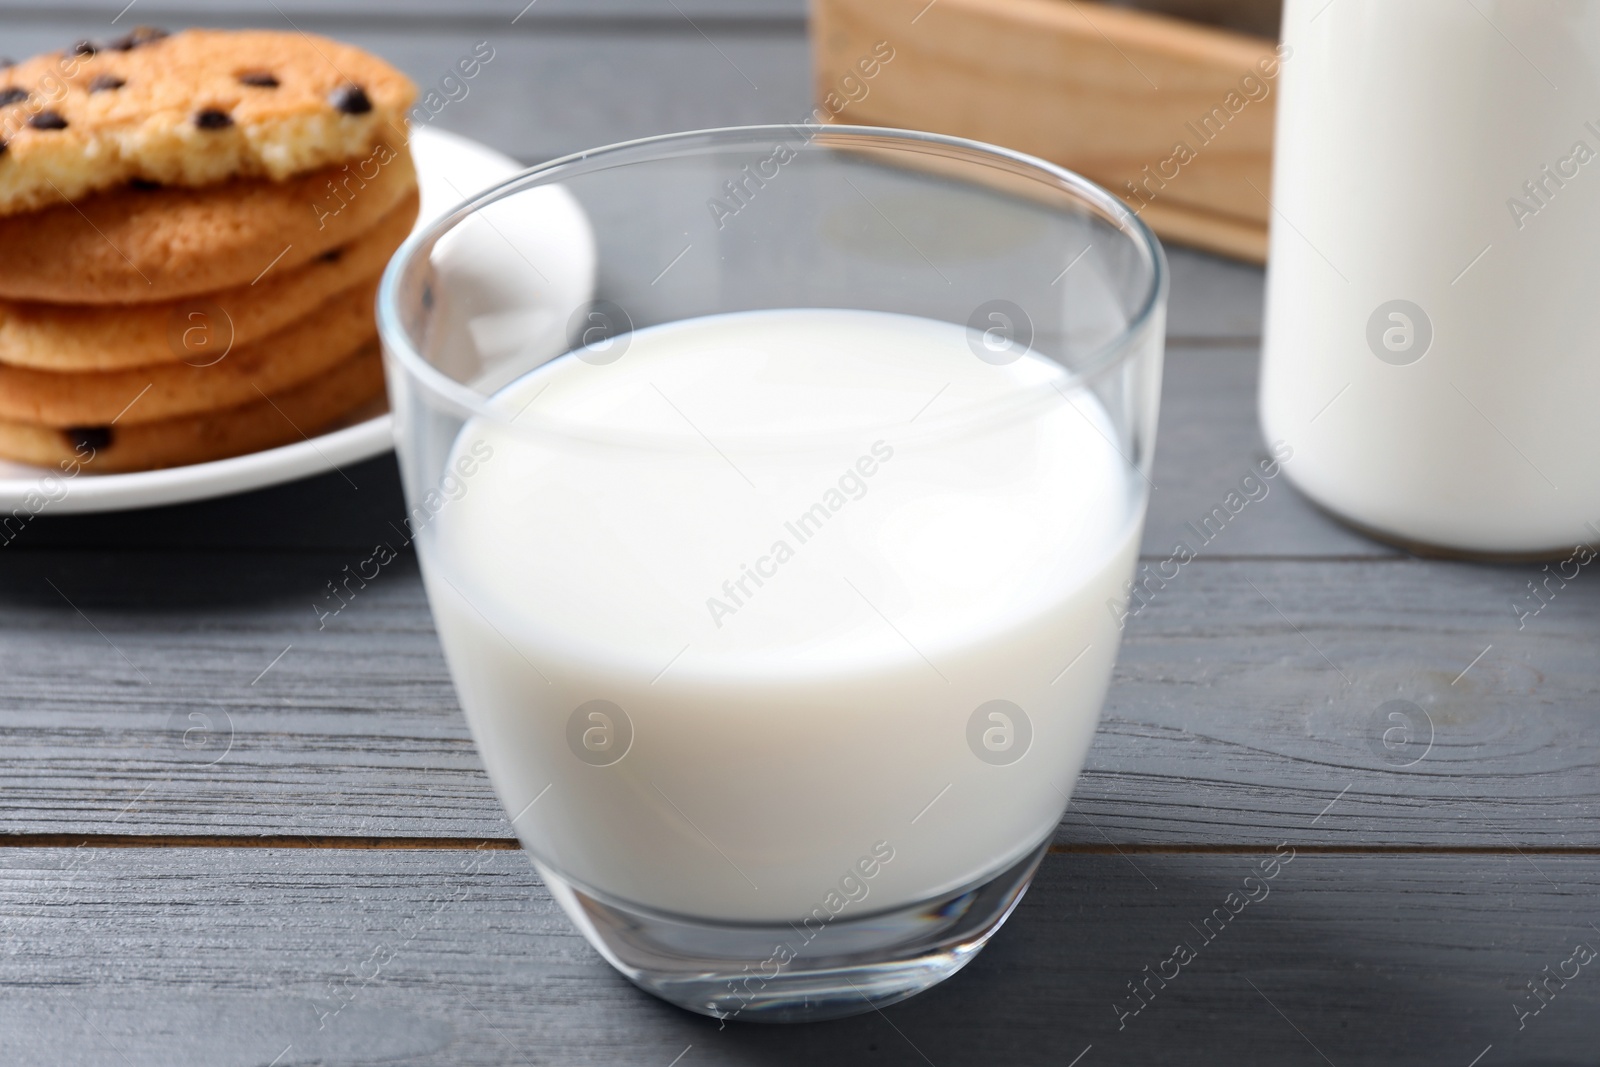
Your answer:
[1262,0,1600,558]
[378,125,1166,1021]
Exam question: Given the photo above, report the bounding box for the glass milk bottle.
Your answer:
[1260,0,1600,557]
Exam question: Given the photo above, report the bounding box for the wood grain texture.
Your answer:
[7,334,1588,844]
[812,0,1279,261]
[0,847,1595,1065]
[1,543,1591,844]
[1148,343,1389,558]
[1137,196,1268,263]
[0,12,1593,1065]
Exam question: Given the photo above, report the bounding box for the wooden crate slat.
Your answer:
[813,0,1280,261]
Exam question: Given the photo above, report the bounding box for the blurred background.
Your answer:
[5,0,816,165]
[1,0,1279,167]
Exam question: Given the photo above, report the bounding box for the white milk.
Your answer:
[420,308,1141,921]
[1261,0,1600,555]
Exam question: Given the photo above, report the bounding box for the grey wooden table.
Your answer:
[3,3,1598,1065]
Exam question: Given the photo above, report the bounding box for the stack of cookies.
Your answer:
[0,28,418,472]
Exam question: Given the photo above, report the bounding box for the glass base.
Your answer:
[537,837,1050,1023]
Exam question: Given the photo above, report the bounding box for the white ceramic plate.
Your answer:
[0,125,596,514]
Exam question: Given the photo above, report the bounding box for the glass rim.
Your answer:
[377,123,1168,431]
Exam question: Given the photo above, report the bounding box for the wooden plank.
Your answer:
[344,30,811,165]
[1137,196,1267,263]
[0,847,1594,1064]
[812,0,1280,261]
[0,546,1592,845]
[1163,247,1264,341]
[1148,343,1390,558]
[1095,556,1600,847]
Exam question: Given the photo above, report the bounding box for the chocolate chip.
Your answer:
[0,138,8,158]
[109,27,168,51]
[194,108,234,130]
[88,74,125,93]
[65,426,113,452]
[329,84,372,115]
[28,111,68,131]
[0,87,26,106]
[318,247,344,263]
[237,71,279,88]
[71,40,98,57]
[128,177,161,190]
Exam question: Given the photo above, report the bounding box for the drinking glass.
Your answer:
[378,125,1166,1022]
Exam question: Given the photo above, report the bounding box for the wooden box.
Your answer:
[810,0,1285,262]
